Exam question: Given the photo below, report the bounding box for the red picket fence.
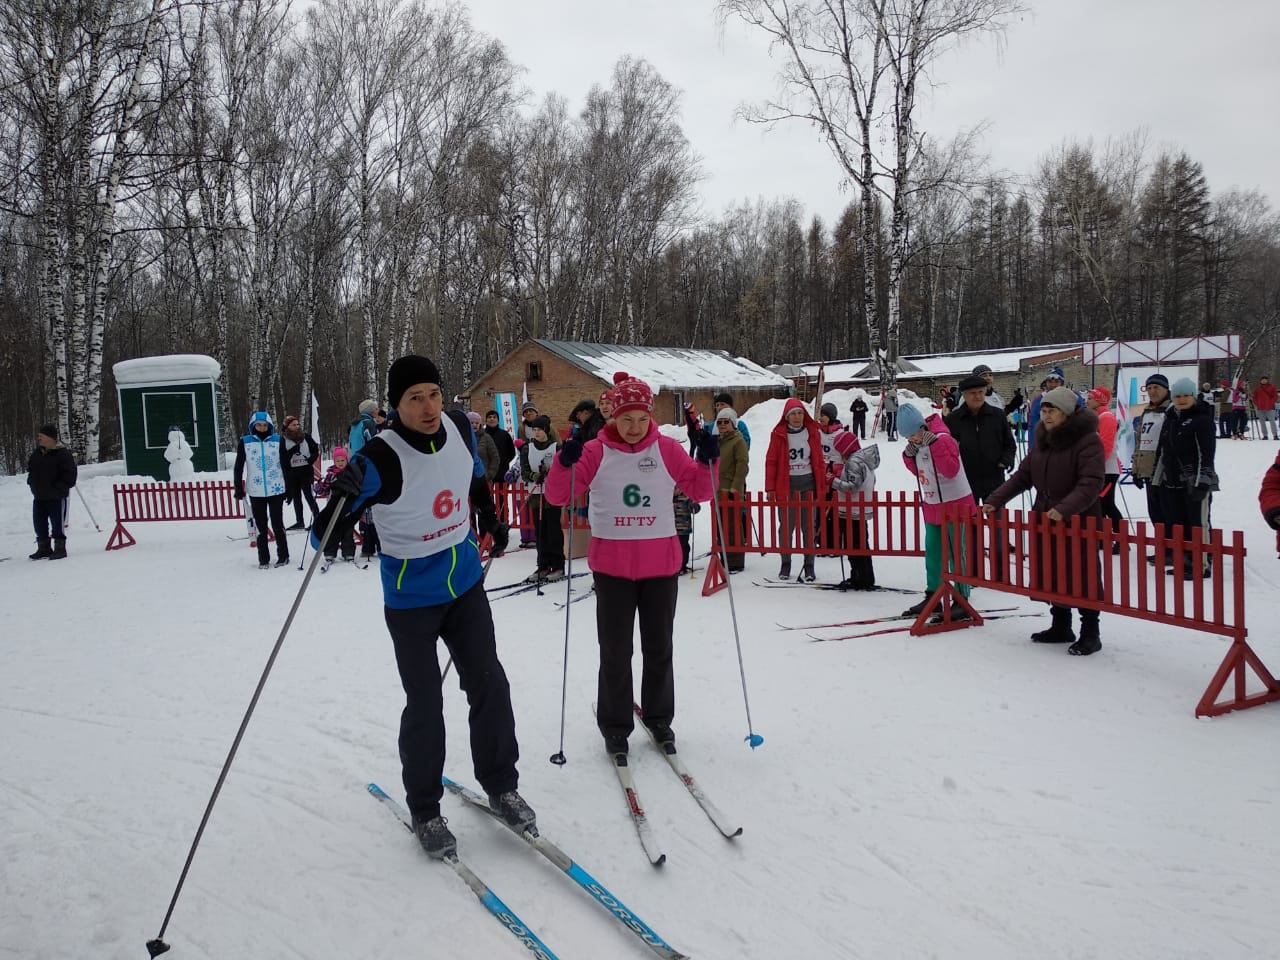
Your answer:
[702,490,925,595]
[106,480,253,550]
[923,506,1279,719]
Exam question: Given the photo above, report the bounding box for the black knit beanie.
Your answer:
[38,423,58,440]
[387,355,442,409]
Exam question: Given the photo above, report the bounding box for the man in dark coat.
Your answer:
[483,409,517,476]
[1157,378,1218,579]
[27,424,78,560]
[946,375,1017,501]
[570,399,607,443]
[983,387,1106,655]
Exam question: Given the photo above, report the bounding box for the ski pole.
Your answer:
[74,486,101,532]
[550,468,577,766]
[146,496,348,959]
[711,463,764,749]
[296,518,310,570]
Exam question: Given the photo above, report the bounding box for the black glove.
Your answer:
[692,431,719,464]
[1188,483,1212,503]
[559,438,583,467]
[1267,507,1280,531]
[480,513,510,554]
[234,484,245,500]
[331,459,365,499]
[1131,476,1145,490]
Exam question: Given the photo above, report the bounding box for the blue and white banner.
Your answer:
[495,392,518,435]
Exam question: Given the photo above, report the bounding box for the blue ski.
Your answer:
[442,776,689,960]
[366,783,561,960]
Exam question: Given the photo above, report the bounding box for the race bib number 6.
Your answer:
[433,489,463,519]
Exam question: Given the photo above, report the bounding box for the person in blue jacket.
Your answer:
[311,355,530,861]
[233,411,289,568]
[348,399,380,453]
[1027,367,1082,435]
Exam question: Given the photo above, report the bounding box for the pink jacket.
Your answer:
[545,420,713,580]
[903,412,976,524]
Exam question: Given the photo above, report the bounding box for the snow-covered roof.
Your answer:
[799,344,1084,382]
[536,339,791,390]
[113,354,221,386]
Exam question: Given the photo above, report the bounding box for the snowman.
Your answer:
[164,426,195,481]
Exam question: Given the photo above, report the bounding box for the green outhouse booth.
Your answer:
[113,354,224,479]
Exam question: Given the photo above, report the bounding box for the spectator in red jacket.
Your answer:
[1252,375,1279,439]
[764,398,827,581]
[1259,449,1280,558]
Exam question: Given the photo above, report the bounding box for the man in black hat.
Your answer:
[947,376,1016,577]
[311,355,531,860]
[27,424,78,560]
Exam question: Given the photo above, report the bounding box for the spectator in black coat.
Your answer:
[570,399,607,443]
[849,396,869,438]
[1157,378,1219,580]
[483,409,517,476]
[945,375,1017,501]
[27,424,78,560]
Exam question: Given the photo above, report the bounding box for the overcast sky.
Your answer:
[460,0,1278,221]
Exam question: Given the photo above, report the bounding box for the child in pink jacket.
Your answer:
[545,371,714,757]
[897,403,976,621]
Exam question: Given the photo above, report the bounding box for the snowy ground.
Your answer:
[3,394,1279,960]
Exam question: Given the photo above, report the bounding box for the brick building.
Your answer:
[464,339,792,429]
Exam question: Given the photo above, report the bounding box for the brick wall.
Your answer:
[467,342,790,427]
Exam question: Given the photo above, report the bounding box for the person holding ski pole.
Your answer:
[310,355,527,860]
[545,371,714,756]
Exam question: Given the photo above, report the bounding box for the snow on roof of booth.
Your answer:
[799,343,1084,382]
[113,354,221,386]
[536,339,791,390]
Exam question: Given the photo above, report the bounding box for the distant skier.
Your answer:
[233,411,289,569]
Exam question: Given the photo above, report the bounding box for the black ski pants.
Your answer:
[385,583,519,821]
[287,466,319,526]
[250,494,288,564]
[593,571,679,739]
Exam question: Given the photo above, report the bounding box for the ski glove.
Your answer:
[1131,476,1146,490]
[479,512,510,554]
[330,459,365,499]
[559,438,583,467]
[234,484,245,500]
[692,432,719,464]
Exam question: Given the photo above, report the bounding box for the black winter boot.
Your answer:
[29,538,52,560]
[1031,606,1075,644]
[49,538,67,560]
[1069,614,1101,656]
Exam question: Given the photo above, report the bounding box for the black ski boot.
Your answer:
[604,735,628,757]
[647,723,676,754]
[412,814,456,859]
[29,538,52,560]
[49,538,67,560]
[1031,606,1075,644]
[488,790,536,830]
[1069,614,1101,656]
[901,597,929,619]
